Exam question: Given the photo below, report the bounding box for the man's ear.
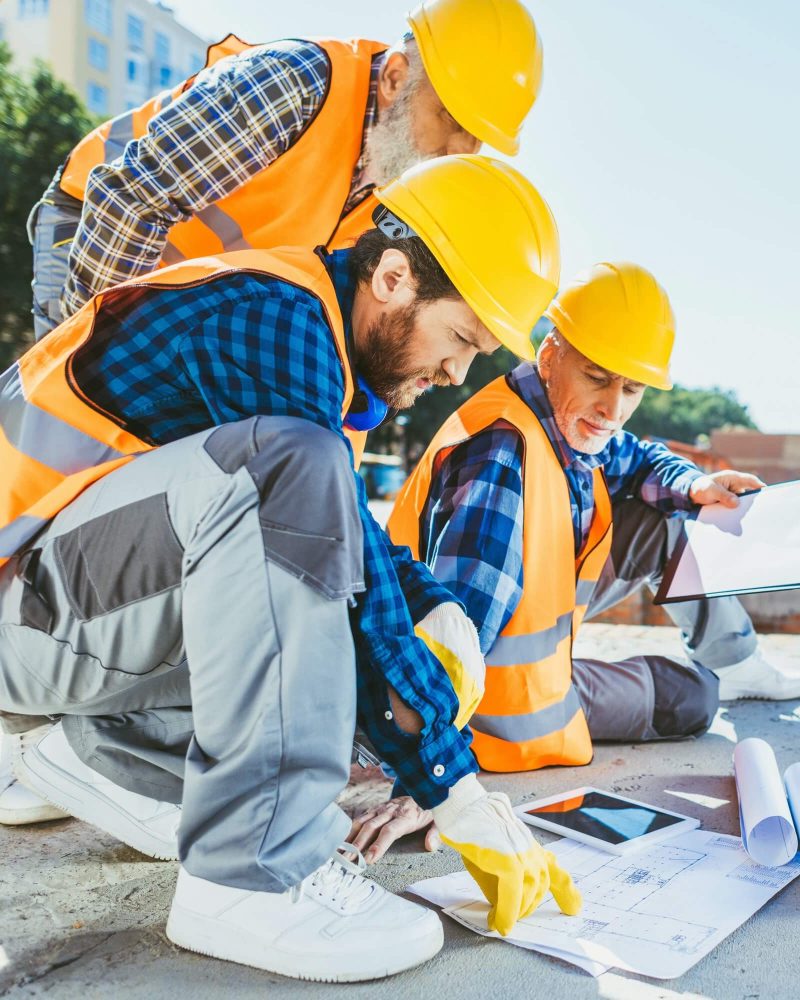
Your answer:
[537,331,557,380]
[378,50,410,109]
[371,248,414,304]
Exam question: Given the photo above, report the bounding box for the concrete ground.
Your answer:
[2,623,800,999]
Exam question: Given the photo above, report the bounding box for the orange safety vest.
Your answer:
[388,376,614,772]
[0,248,366,566]
[58,34,385,261]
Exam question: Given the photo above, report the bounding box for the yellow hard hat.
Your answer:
[544,262,675,389]
[407,0,543,156]
[375,154,560,360]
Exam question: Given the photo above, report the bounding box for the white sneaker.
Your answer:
[0,725,69,825]
[14,722,180,859]
[166,852,444,982]
[716,647,800,701]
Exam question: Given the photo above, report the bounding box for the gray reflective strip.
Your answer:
[0,363,128,475]
[196,204,252,251]
[471,685,582,744]
[105,112,135,162]
[485,610,573,667]
[0,515,47,558]
[156,89,174,112]
[576,578,597,605]
[161,241,187,265]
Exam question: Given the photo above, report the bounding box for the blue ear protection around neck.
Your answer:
[344,374,390,432]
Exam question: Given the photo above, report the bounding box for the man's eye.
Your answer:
[587,374,606,386]
[623,385,642,396]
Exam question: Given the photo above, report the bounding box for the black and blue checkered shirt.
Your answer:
[73,248,477,808]
[420,363,703,654]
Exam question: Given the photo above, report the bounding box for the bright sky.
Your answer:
[165,0,800,432]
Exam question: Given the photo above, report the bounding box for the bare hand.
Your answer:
[348,796,441,863]
[689,470,765,508]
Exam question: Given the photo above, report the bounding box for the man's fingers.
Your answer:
[424,823,442,852]
[364,811,434,862]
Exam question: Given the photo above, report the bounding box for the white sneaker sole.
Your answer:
[166,901,444,982]
[15,746,178,860]
[0,796,69,826]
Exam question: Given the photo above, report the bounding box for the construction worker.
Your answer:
[382,261,800,827]
[28,0,543,339]
[0,155,581,981]
[9,0,544,824]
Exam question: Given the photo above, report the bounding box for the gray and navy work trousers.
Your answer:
[27,176,83,341]
[574,497,757,742]
[0,417,365,891]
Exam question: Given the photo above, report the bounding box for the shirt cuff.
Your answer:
[670,469,705,510]
[389,724,480,810]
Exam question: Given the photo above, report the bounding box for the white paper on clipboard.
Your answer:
[655,480,800,604]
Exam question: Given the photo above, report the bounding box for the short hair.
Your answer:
[349,228,460,303]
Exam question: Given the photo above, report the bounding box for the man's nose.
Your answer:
[597,384,625,423]
[442,355,470,386]
[446,129,481,155]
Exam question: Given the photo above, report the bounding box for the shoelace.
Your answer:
[291,843,376,911]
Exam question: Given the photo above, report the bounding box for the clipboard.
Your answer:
[655,479,800,604]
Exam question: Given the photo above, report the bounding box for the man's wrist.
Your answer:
[431,773,486,830]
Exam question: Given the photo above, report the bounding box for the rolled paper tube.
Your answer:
[784,761,800,837]
[733,738,798,867]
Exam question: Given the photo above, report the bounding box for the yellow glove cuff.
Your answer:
[415,626,482,731]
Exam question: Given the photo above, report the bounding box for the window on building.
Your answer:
[127,12,144,50]
[154,32,173,89]
[85,0,112,36]
[18,0,49,17]
[155,31,170,64]
[87,81,108,115]
[88,37,109,72]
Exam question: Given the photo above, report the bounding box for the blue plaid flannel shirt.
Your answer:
[421,363,704,654]
[73,248,477,808]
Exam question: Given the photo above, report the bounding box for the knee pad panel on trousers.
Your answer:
[651,657,719,738]
[204,416,364,601]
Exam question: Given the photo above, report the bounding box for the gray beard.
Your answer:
[363,88,431,187]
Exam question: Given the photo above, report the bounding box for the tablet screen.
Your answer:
[524,791,685,845]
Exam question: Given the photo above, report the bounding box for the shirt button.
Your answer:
[433,764,445,777]
[384,710,393,721]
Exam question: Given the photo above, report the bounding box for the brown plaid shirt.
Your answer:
[62,40,382,318]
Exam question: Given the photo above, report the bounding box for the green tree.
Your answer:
[0,44,97,367]
[625,384,757,443]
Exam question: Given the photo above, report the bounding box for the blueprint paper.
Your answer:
[408,830,800,980]
[656,480,800,602]
[733,738,798,866]
[405,870,610,976]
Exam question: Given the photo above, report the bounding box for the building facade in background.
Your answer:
[1,0,208,118]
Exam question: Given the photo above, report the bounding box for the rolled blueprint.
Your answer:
[784,761,800,834]
[733,738,798,867]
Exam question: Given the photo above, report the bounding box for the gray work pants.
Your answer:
[0,417,365,891]
[27,177,82,341]
[574,498,757,741]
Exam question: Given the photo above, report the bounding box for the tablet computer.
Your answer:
[514,787,700,855]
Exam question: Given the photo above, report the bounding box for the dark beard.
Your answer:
[353,304,448,410]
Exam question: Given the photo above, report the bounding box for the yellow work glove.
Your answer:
[415,603,484,731]
[432,774,582,936]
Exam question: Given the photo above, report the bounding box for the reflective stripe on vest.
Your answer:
[0,247,364,566]
[59,35,386,263]
[388,375,614,772]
